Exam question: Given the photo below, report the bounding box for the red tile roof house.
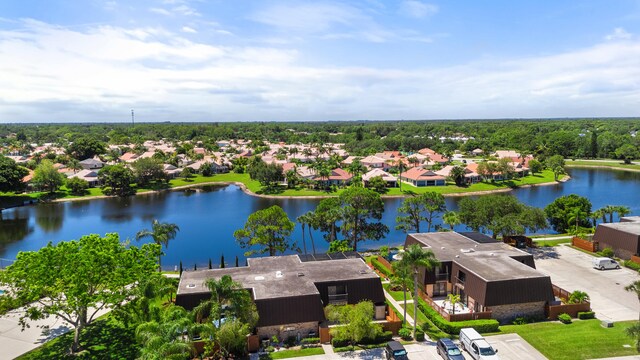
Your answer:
[417,148,450,164]
[400,167,446,187]
[176,253,386,340]
[313,168,353,187]
[435,165,481,184]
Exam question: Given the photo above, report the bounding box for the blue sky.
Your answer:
[0,0,639,122]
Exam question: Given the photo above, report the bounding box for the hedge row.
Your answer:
[331,331,393,348]
[416,298,499,334]
[371,258,393,278]
[623,260,640,271]
[577,311,596,320]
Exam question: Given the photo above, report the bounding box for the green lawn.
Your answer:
[566,159,640,171]
[383,283,412,301]
[535,238,572,247]
[398,303,449,340]
[498,320,638,360]
[1,169,561,205]
[260,347,325,359]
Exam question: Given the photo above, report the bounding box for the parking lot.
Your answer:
[531,245,640,321]
[402,334,546,360]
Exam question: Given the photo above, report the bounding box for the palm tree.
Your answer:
[568,290,590,304]
[592,208,606,226]
[390,261,412,326]
[136,220,180,272]
[444,293,461,315]
[449,165,467,186]
[615,205,631,222]
[443,211,461,230]
[296,213,310,255]
[625,280,640,321]
[567,208,587,235]
[136,306,203,360]
[193,275,257,328]
[347,158,366,178]
[400,244,439,340]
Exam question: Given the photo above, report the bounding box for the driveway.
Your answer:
[531,244,640,321]
[403,334,546,360]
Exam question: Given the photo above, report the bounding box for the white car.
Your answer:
[592,257,620,270]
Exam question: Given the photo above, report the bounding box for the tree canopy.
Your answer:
[339,186,389,251]
[0,233,161,353]
[234,205,296,256]
[0,154,28,192]
[458,194,547,238]
[544,194,592,233]
[32,159,65,193]
[98,164,135,196]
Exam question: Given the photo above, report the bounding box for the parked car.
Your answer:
[437,338,465,360]
[592,257,620,270]
[385,341,408,360]
[459,328,500,360]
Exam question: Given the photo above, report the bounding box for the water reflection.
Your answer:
[34,203,64,233]
[0,209,33,251]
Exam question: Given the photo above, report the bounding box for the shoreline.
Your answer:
[46,175,572,203]
[565,164,640,173]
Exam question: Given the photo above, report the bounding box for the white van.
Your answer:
[459,328,500,360]
[592,257,620,270]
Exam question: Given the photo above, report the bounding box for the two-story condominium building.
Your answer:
[405,232,554,323]
[176,253,386,339]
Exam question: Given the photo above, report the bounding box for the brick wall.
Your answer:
[488,301,546,324]
[547,302,591,319]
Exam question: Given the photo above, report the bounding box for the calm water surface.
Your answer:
[1,168,639,268]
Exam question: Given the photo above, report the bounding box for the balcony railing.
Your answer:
[328,294,348,303]
[435,273,449,281]
[455,276,465,284]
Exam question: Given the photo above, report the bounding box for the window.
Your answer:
[457,271,466,283]
[328,285,348,304]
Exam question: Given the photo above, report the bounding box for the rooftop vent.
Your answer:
[276,271,284,278]
[254,276,265,281]
[297,272,305,277]
[359,270,368,274]
[441,246,446,249]
[186,284,196,289]
[455,255,460,258]
[460,248,475,253]
[490,253,495,256]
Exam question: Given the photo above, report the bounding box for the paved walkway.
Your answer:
[383,289,416,327]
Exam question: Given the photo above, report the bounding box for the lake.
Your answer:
[1,168,639,269]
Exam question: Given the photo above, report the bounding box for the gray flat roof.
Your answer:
[454,254,547,281]
[177,254,378,300]
[598,222,640,236]
[407,232,531,262]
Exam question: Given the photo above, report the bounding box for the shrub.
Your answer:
[558,313,572,324]
[578,311,596,320]
[598,247,614,258]
[266,346,275,353]
[371,258,393,278]
[300,337,320,345]
[331,331,391,348]
[624,260,640,271]
[284,335,297,347]
[416,298,499,334]
[66,177,89,195]
[415,328,425,342]
[398,327,412,341]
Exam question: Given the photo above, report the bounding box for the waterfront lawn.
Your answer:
[259,347,325,359]
[383,283,412,301]
[498,320,638,360]
[567,159,640,171]
[535,238,571,247]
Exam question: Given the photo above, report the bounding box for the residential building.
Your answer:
[362,168,397,187]
[405,232,554,323]
[176,253,386,339]
[68,169,100,187]
[313,168,352,186]
[400,167,446,186]
[592,220,640,260]
[79,158,104,170]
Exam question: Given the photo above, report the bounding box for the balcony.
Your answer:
[328,294,348,304]
[435,273,449,281]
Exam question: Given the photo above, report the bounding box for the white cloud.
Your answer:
[605,27,632,40]
[181,26,197,33]
[150,7,172,16]
[0,19,639,122]
[399,1,438,19]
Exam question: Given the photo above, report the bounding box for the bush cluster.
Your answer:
[300,337,320,345]
[398,327,412,340]
[577,311,596,320]
[371,258,393,278]
[623,260,640,271]
[558,313,572,324]
[331,331,392,348]
[417,298,499,334]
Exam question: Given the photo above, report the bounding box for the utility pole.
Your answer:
[131,109,135,126]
